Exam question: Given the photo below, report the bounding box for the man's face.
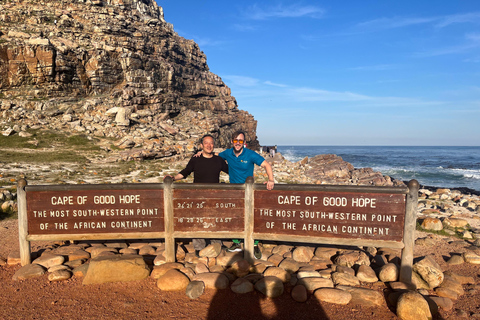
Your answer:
[232,133,245,153]
[201,136,215,155]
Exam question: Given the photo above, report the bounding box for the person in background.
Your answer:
[218,130,274,259]
[165,134,228,256]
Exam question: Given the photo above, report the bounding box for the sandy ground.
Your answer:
[1,218,479,320]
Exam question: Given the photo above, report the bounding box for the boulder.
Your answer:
[83,255,150,285]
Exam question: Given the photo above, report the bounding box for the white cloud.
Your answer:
[222,75,260,87]
[435,12,480,28]
[264,80,288,87]
[357,16,436,29]
[349,64,398,71]
[245,3,324,20]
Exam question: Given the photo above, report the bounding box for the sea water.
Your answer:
[277,146,480,192]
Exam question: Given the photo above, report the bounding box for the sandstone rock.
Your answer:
[13,264,46,280]
[48,270,72,282]
[32,254,65,269]
[446,254,464,265]
[297,277,334,292]
[229,259,251,278]
[291,285,308,302]
[463,251,480,264]
[199,243,222,258]
[336,285,384,307]
[195,262,210,274]
[7,251,21,265]
[193,273,229,290]
[429,296,454,311]
[264,266,291,283]
[292,246,314,263]
[356,264,378,283]
[150,262,184,279]
[278,258,300,274]
[266,254,284,266]
[334,251,370,267]
[413,256,444,288]
[157,269,190,291]
[435,287,458,300]
[396,291,432,320]
[296,270,321,279]
[254,276,284,298]
[186,281,205,299]
[314,288,352,305]
[331,272,360,286]
[411,271,431,290]
[230,278,254,294]
[73,264,89,277]
[83,255,150,285]
[421,218,443,231]
[443,218,468,228]
[443,271,475,285]
[378,263,399,282]
[138,245,156,256]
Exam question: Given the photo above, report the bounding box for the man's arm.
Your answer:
[260,160,274,190]
[164,173,185,181]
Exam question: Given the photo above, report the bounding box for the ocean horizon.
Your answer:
[276,145,480,193]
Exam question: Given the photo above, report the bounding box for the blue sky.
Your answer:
[157,1,480,146]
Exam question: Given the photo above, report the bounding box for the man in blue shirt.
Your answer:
[219,130,274,189]
[220,130,275,258]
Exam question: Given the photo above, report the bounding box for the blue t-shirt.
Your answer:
[219,148,265,183]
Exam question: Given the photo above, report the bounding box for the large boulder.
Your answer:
[83,255,150,285]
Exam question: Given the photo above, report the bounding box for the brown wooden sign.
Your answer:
[173,189,244,232]
[26,188,164,235]
[254,190,406,241]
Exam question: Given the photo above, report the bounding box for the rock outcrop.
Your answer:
[0,0,259,161]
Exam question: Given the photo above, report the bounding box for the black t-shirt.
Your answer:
[179,155,228,183]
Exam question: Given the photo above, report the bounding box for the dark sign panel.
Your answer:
[173,189,244,232]
[254,190,406,241]
[27,189,164,235]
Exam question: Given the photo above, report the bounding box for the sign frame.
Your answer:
[17,178,418,284]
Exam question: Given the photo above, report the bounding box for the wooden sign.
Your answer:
[26,188,164,235]
[173,189,244,232]
[254,190,406,241]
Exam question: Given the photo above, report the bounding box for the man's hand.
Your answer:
[193,151,202,158]
[264,180,275,190]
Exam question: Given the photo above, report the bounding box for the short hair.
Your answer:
[200,134,215,144]
[232,130,246,141]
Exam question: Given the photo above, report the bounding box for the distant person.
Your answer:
[165,134,228,255]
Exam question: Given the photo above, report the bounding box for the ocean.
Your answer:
[277,146,480,193]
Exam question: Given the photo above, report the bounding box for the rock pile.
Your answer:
[7,238,480,318]
[417,188,480,240]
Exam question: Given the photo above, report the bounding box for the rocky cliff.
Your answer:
[0,0,259,161]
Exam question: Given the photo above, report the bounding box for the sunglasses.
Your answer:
[233,139,244,144]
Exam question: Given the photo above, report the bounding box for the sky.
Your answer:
[157,1,480,146]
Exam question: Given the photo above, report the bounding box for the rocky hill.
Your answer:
[0,0,259,161]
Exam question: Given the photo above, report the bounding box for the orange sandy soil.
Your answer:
[1,219,479,320]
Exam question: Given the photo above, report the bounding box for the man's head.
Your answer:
[231,130,246,154]
[200,134,215,156]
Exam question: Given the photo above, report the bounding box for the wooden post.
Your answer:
[17,179,31,265]
[399,179,419,284]
[244,176,255,264]
[163,177,175,262]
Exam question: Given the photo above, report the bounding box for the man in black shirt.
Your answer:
[165,134,228,255]
[171,134,228,183]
